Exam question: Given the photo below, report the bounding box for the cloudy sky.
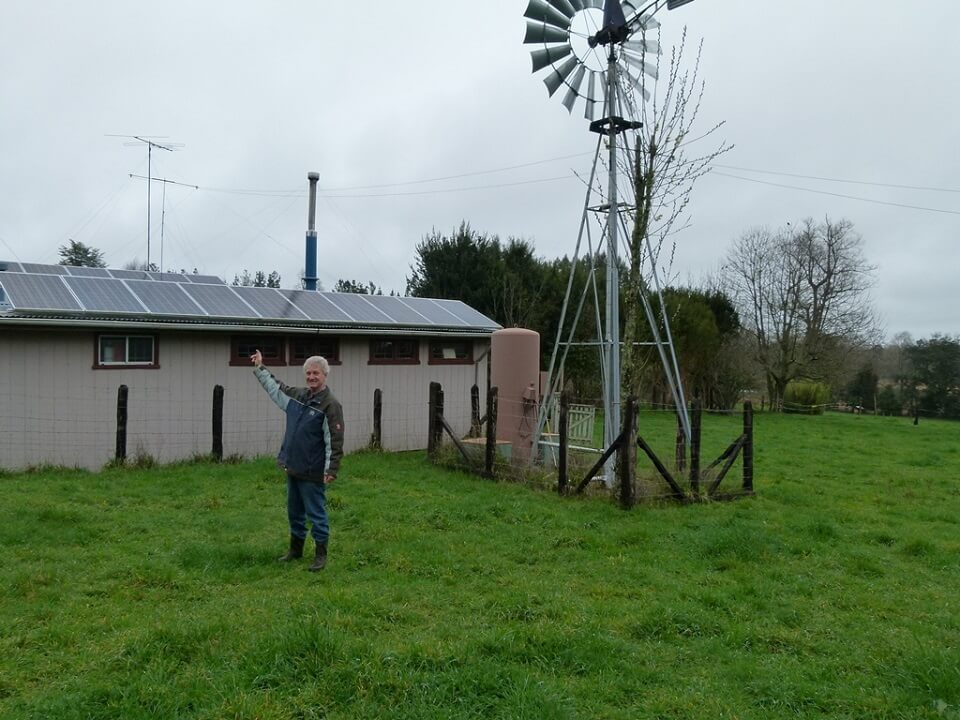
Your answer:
[1,1,957,340]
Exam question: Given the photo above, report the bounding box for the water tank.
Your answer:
[490,328,540,463]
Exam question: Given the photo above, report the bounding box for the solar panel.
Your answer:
[20,263,67,275]
[323,293,393,324]
[0,272,82,310]
[64,277,146,313]
[431,299,500,328]
[279,289,354,323]
[108,269,151,281]
[125,280,206,315]
[147,271,187,283]
[181,283,255,317]
[231,286,308,320]
[362,295,434,325]
[0,261,23,273]
[64,266,112,278]
[185,274,225,285]
[403,297,465,325]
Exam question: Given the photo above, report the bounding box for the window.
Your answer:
[429,339,473,365]
[230,334,285,366]
[290,336,340,365]
[369,337,419,365]
[96,334,157,368]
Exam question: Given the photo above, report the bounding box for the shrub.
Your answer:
[876,384,902,416]
[783,380,831,414]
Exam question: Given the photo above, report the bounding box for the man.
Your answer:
[251,350,344,571]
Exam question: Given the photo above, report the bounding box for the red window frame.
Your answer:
[230,334,286,367]
[428,339,474,365]
[93,334,159,369]
[369,337,420,365]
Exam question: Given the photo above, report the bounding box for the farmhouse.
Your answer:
[0,261,498,471]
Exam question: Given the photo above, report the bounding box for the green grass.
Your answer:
[1,412,959,719]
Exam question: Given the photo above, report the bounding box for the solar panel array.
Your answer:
[0,263,500,330]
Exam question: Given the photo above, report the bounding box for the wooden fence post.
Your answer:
[742,400,754,493]
[427,382,440,458]
[484,386,498,478]
[372,388,382,449]
[115,384,128,462]
[618,396,637,509]
[689,399,702,497]
[558,391,569,494]
[212,384,224,461]
[435,384,445,451]
[470,384,481,438]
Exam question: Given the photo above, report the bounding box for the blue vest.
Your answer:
[278,397,331,481]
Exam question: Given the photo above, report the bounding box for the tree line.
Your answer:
[56,230,956,417]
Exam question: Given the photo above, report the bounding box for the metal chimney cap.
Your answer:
[307,172,320,181]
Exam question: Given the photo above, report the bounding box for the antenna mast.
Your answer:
[128,174,199,272]
[109,135,184,268]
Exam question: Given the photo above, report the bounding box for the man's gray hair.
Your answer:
[303,355,330,374]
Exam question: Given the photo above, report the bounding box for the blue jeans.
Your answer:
[286,475,329,545]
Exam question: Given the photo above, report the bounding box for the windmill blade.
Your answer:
[531,44,573,73]
[636,13,660,30]
[623,50,659,80]
[581,0,603,9]
[523,20,570,44]
[583,70,598,121]
[623,68,651,101]
[523,0,572,30]
[562,65,588,112]
[543,56,580,97]
[568,0,586,10]
[624,38,660,55]
[544,0,578,18]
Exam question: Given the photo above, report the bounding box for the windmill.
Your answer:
[523,0,696,485]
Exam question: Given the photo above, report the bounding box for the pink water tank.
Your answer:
[490,328,540,462]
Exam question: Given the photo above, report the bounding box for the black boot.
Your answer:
[308,542,327,572]
[279,535,305,562]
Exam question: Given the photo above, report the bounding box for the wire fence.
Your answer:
[0,381,475,471]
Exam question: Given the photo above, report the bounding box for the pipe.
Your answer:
[304,171,320,291]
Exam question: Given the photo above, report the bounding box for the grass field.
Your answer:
[1,411,959,719]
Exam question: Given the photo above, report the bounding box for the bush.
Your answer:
[876,385,902,416]
[783,380,831,414]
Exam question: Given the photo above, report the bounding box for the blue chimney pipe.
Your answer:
[304,172,320,291]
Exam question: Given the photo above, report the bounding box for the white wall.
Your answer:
[0,327,489,471]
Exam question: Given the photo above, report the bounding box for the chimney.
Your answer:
[304,171,320,291]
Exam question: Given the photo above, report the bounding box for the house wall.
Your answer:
[0,327,490,471]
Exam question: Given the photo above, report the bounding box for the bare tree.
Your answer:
[620,29,733,397]
[725,217,880,409]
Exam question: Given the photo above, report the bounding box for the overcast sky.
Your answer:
[1,1,957,340]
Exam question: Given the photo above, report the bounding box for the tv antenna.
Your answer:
[523,0,695,484]
[108,135,185,268]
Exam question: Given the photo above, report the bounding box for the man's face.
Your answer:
[305,365,326,391]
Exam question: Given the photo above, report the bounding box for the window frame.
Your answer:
[428,338,474,365]
[289,336,341,366]
[229,334,287,367]
[368,337,420,365]
[94,334,159,369]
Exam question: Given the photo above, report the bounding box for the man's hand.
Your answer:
[251,349,263,368]
[323,474,336,485]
